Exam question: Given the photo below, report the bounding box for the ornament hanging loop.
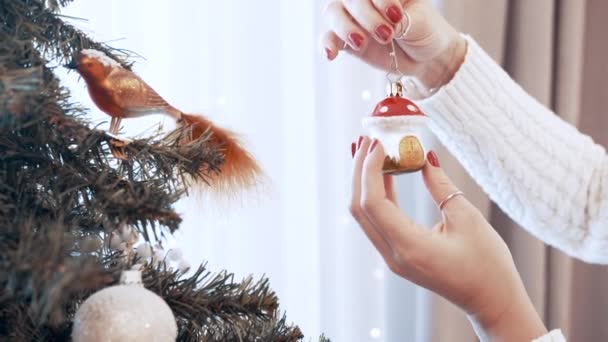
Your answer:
[395,10,413,41]
[386,40,405,96]
[388,79,404,97]
[389,40,402,74]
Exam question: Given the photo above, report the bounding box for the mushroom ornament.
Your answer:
[362,80,427,174]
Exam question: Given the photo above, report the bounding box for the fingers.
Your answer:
[394,4,412,38]
[323,1,368,52]
[350,136,394,257]
[342,0,395,44]
[320,0,420,73]
[383,174,398,205]
[370,0,405,25]
[395,0,425,41]
[352,137,370,208]
[394,0,449,62]
[360,139,431,248]
[421,151,473,217]
[321,31,345,61]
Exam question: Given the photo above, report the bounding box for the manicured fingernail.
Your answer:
[375,24,392,42]
[427,151,440,167]
[386,6,403,24]
[325,47,332,60]
[348,33,364,49]
[357,136,364,149]
[369,139,379,153]
[351,142,356,158]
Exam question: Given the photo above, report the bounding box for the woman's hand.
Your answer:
[321,0,466,92]
[350,137,548,341]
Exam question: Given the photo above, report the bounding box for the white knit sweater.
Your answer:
[418,35,608,264]
[415,34,608,342]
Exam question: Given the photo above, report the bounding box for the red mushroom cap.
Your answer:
[371,96,425,117]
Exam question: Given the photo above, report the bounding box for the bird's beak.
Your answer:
[64,58,78,70]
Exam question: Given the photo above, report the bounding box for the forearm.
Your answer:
[416,35,608,263]
[414,32,467,96]
[469,295,547,342]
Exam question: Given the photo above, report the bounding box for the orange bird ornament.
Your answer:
[67,49,260,193]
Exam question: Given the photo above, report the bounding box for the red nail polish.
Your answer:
[348,33,364,48]
[375,24,392,41]
[427,151,440,167]
[351,142,356,158]
[357,136,364,149]
[325,47,332,60]
[386,6,403,24]
[369,139,379,153]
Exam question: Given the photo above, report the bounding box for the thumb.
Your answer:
[361,139,389,203]
[421,151,465,213]
[362,139,433,249]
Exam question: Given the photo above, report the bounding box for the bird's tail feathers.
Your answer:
[178,113,261,195]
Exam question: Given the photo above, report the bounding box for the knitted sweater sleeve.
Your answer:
[533,329,567,342]
[417,35,608,264]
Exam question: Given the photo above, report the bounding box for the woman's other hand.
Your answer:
[321,0,466,92]
[350,137,548,341]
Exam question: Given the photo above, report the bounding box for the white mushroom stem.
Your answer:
[362,116,428,159]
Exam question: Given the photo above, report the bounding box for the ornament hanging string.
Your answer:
[387,11,412,84]
[387,40,404,84]
[386,40,406,97]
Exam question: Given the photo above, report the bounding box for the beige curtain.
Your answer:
[421,0,608,340]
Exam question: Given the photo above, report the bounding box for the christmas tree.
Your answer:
[0,0,322,340]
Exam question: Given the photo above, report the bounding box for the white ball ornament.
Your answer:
[72,270,178,342]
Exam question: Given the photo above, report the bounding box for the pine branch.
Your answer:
[1,261,307,341]
[0,0,318,340]
[141,264,304,342]
[45,0,76,12]
[0,1,222,332]
[0,17,223,236]
[1,0,134,69]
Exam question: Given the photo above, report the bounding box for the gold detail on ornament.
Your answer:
[399,135,425,169]
[382,135,426,174]
[388,80,404,97]
[383,156,400,172]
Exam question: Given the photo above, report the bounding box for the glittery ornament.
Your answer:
[362,41,428,174]
[362,80,427,173]
[72,270,177,342]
